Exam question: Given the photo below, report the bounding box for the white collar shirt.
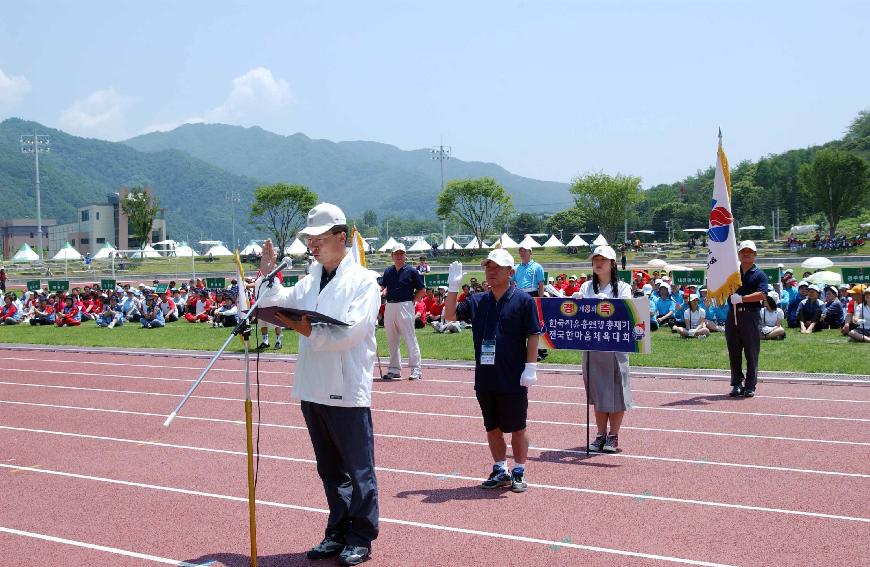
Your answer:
[255,252,380,407]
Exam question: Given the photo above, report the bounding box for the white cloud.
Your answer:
[206,67,292,123]
[0,68,31,106]
[58,88,130,140]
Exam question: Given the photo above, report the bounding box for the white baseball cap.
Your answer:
[688,293,700,302]
[391,243,407,254]
[591,245,617,261]
[642,283,653,295]
[767,290,780,303]
[659,282,671,292]
[298,202,347,236]
[480,248,515,268]
[738,240,757,252]
[808,284,821,293]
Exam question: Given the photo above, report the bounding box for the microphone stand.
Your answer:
[163,275,282,567]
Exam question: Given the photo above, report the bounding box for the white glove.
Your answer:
[730,293,743,304]
[520,363,538,387]
[447,261,464,293]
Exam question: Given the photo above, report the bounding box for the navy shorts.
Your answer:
[475,390,528,433]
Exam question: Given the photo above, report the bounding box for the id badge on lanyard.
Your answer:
[481,340,496,365]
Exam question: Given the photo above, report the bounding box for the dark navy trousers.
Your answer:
[300,401,379,547]
[725,307,761,390]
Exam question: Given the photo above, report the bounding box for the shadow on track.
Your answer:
[395,485,512,503]
[660,394,734,407]
[182,552,309,566]
[529,447,621,467]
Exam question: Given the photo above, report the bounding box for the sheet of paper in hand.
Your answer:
[251,306,350,328]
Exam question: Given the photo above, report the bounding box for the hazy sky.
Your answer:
[1,0,867,187]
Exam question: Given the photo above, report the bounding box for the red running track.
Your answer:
[0,348,868,566]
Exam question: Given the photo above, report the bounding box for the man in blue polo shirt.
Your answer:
[380,243,426,380]
[726,240,769,398]
[513,243,548,361]
[444,249,541,493]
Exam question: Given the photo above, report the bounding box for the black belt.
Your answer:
[735,304,761,312]
[386,299,412,303]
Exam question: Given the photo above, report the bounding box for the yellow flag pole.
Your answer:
[244,335,258,567]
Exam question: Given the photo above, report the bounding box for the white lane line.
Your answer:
[0,525,206,566]
[0,355,287,375]
[4,356,870,403]
[4,398,870,451]
[0,463,735,567]
[3,426,868,523]
[3,378,867,423]
[3,402,869,483]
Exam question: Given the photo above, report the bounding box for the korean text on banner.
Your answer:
[535,297,651,354]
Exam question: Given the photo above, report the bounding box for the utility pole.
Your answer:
[430,143,452,193]
[226,191,240,251]
[20,133,50,261]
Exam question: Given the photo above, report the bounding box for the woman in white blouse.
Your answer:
[675,294,709,339]
[575,245,633,453]
[847,288,870,343]
[760,291,786,340]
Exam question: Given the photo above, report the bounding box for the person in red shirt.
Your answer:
[184,290,212,322]
[0,295,19,324]
[55,296,82,327]
[563,275,580,296]
[422,288,438,317]
[429,290,446,322]
[457,284,471,303]
[413,297,428,328]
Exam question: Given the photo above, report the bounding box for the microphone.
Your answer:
[264,258,290,287]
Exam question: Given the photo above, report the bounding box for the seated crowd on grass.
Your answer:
[0,277,248,330]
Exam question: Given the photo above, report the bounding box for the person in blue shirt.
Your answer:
[513,244,547,361]
[669,285,687,330]
[820,286,845,330]
[444,249,540,494]
[798,285,825,333]
[653,283,677,330]
[726,241,769,397]
[140,295,165,328]
[787,281,808,328]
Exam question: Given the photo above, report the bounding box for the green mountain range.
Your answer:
[123,123,571,215]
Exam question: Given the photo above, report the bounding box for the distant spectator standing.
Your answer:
[513,244,548,361]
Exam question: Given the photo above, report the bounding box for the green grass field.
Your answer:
[1,320,866,374]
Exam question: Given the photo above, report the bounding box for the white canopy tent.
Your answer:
[442,236,461,251]
[632,230,656,235]
[465,237,489,249]
[285,238,308,255]
[378,237,399,253]
[130,245,161,259]
[801,257,833,270]
[647,259,669,268]
[542,235,564,247]
[683,228,709,233]
[205,244,234,257]
[566,235,588,247]
[496,233,519,249]
[518,235,542,249]
[241,241,263,255]
[52,242,82,261]
[592,234,608,246]
[11,243,39,262]
[738,225,766,231]
[174,243,199,257]
[408,238,431,252]
[92,243,117,260]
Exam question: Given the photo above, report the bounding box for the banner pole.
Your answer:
[244,334,258,567]
[585,355,590,456]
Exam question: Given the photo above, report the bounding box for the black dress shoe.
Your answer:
[743,389,756,397]
[729,386,743,397]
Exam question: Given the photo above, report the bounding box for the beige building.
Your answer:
[0,218,57,259]
[47,187,167,256]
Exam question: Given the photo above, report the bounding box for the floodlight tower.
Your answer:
[20,133,50,261]
[430,144,451,193]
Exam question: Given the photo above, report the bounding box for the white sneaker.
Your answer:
[409,369,423,381]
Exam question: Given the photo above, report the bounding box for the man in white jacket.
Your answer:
[255,202,381,566]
